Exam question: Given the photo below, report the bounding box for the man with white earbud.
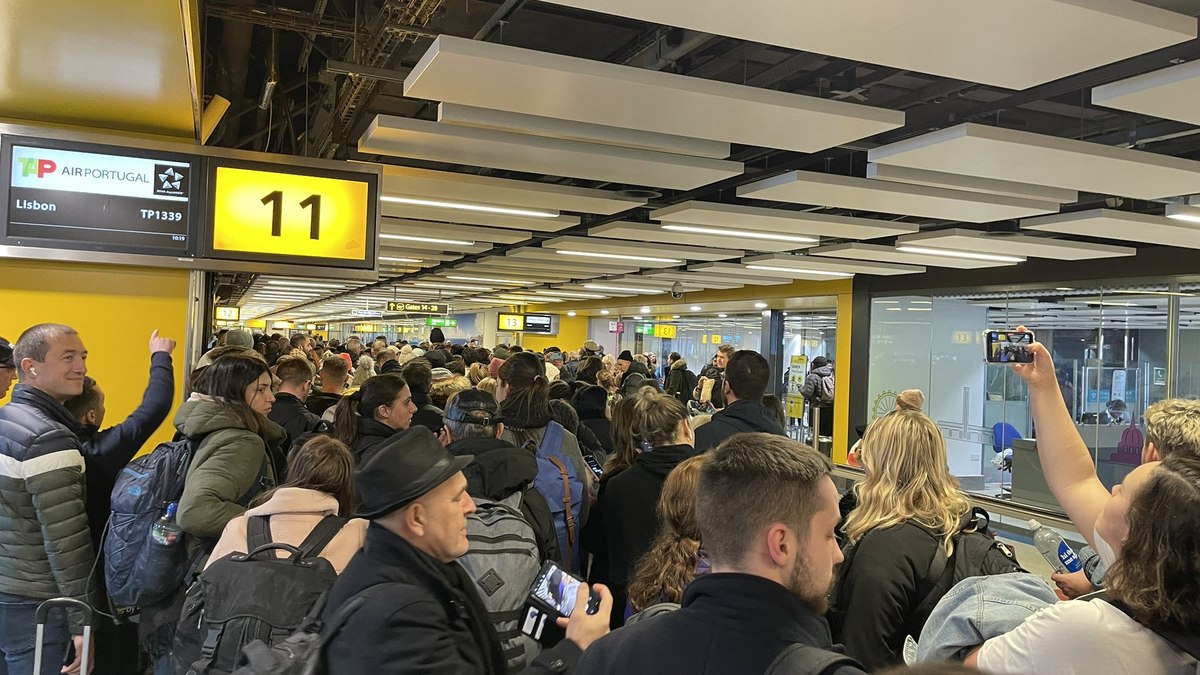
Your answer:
[0,323,96,674]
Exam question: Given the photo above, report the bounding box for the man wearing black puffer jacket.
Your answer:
[693,350,786,453]
[403,358,445,433]
[0,324,95,675]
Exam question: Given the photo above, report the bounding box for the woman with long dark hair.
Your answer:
[330,372,415,462]
[175,353,287,541]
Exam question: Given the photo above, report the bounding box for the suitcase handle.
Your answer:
[35,598,92,624]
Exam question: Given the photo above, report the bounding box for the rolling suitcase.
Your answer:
[33,598,92,675]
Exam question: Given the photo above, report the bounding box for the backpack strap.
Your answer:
[1084,591,1200,660]
[296,515,349,559]
[764,643,863,675]
[540,421,565,455]
[547,456,577,573]
[247,515,273,551]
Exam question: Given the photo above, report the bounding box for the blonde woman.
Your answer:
[350,354,374,387]
[829,408,972,670]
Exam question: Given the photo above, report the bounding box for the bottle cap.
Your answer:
[1027,518,1040,530]
[166,502,178,517]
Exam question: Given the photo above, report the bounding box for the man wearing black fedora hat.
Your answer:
[324,426,613,673]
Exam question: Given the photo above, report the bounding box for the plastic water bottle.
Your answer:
[151,502,182,547]
[1029,519,1082,573]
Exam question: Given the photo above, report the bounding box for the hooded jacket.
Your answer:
[582,443,698,628]
[693,399,787,453]
[664,359,697,405]
[174,396,287,540]
[267,392,322,447]
[448,436,560,563]
[411,389,445,433]
[802,365,835,405]
[0,384,94,632]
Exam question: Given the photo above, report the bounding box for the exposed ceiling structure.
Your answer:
[195,0,1200,323]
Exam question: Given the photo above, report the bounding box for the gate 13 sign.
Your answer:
[204,159,377,270]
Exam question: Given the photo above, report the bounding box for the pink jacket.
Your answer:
[205,487,368,574]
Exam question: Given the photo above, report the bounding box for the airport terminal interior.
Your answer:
[3,0,1200,673]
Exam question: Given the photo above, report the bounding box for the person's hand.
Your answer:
[1051,569,1092,600]
[148,330,177,355]
[1009,326,1056,391]
[62,634,93,674]
[436,426,453,448]
[558,583,612,651]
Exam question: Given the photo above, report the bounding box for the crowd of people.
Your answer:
[0,323,1195,675]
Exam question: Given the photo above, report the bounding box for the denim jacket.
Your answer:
[914,572,1058,663]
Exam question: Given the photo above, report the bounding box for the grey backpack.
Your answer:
[457,492,543,672]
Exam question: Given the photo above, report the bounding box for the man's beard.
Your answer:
[787,553,829,615]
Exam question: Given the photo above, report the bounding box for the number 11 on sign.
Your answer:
[262,191,322,239]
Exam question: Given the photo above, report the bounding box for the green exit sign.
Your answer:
[426,317,458,328]
[635,324,654,335]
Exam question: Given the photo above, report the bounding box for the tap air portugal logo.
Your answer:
[17,157,57,178]
[12,148,189,199]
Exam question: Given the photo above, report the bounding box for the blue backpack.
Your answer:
[528,422,585,573]
[105,434,205,609]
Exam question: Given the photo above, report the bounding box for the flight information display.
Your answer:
[2,137,196,255]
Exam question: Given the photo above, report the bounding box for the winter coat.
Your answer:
[411,390,445,433]
[267,392,322,447]
[581,443,698,628]
[305,390,342,418]
[693,399,786,453]
[448,436,561,563]
[352,417,402,464]
[206,487,367,574]
[174,396,287,540]
[378,359,403,375]
[0,385,94,631]
[324,523,583,675]
[802,365,835,405]
[664,359,696,405]
[579,417,614,459]
[78,351,174,553]
[694,367,726,409]
[829,522,949,670]
[618,361,656,398]
[576,573,865,675]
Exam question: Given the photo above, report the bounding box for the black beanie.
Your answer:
[430,327,446,344]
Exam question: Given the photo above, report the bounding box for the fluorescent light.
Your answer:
[447,275,528,285]
[1166,203,1200,223]
[690,305,702,311]
[265,280,347,289]
[534,290,608,299]
[412,282,494,291]
[381,195,558,218]
[907,307,933,311]
[584,284,666,294]
[567,311,577,317]
[895,246,1025,263]
[886,307,904,311]
[640,306,651,313]
[754,302,768,308]
[558,250,683,264]
[600,310,610,315]
[633,315,643,320]
[744,265,855,278]
[660,224,817,244]
[718,313,728,318]
[381,233,476,246]
[380,256,423,263]
[672,315,681,318]
[1110,289,1195,297]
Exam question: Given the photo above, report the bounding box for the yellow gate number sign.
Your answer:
[214,306,240,321]
[498,314,526,331]
[210,166,370,262]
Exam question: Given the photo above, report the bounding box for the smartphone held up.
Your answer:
[985,330,1036,364]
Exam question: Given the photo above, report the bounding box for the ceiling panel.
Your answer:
[865,163,1078,203]
[379,218,531,245]
[375,164,644,216]
[361,114,744,190]
[690,261,860,282]
[742,252,925,276]
[896,228,1137,260]
[737,170,1061,222]
[868,123,1200,200]
[403,35,904,153]
[542,235,743,262]
[536,0,1196,90]
[650,201,919,240]
[502,248,650,272]
[808,242,1013,269]
[644,270,793,286]
[1091,60,1200,125]
[380,198,580,232]
[1021,209,1200,249]
[437,103,731,159]
[589,221,814,253]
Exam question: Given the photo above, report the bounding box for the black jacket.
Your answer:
[305,390,342,418]
[618,362,656,398]
[325,523,583,674]
[352,418,401,463]
[582,444,697,627]
[448,436,561,563]
[78,351,175,553]
[664,359,696,405]
[576,573,865,675]
[694,367,726,409]
[411,390,445,433]
[693,400,786,453]
[267,392,322,447]
[578,417,614,459]
[828,522,946,670]
[572,422,607,465]
[379,359,403,374]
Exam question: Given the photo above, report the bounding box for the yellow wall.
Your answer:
[521,314,588,353]
[0,260,190,451]
[832,289,853,464]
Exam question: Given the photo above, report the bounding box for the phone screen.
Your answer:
[531,562,583,617]
[986,331,1035,364]
[584,454,604,478]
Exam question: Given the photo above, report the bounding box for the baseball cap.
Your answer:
[445,389,503,426]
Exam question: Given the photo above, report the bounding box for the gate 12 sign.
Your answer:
[205,159,378,269]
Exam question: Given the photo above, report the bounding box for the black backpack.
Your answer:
[171,515,347,675]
